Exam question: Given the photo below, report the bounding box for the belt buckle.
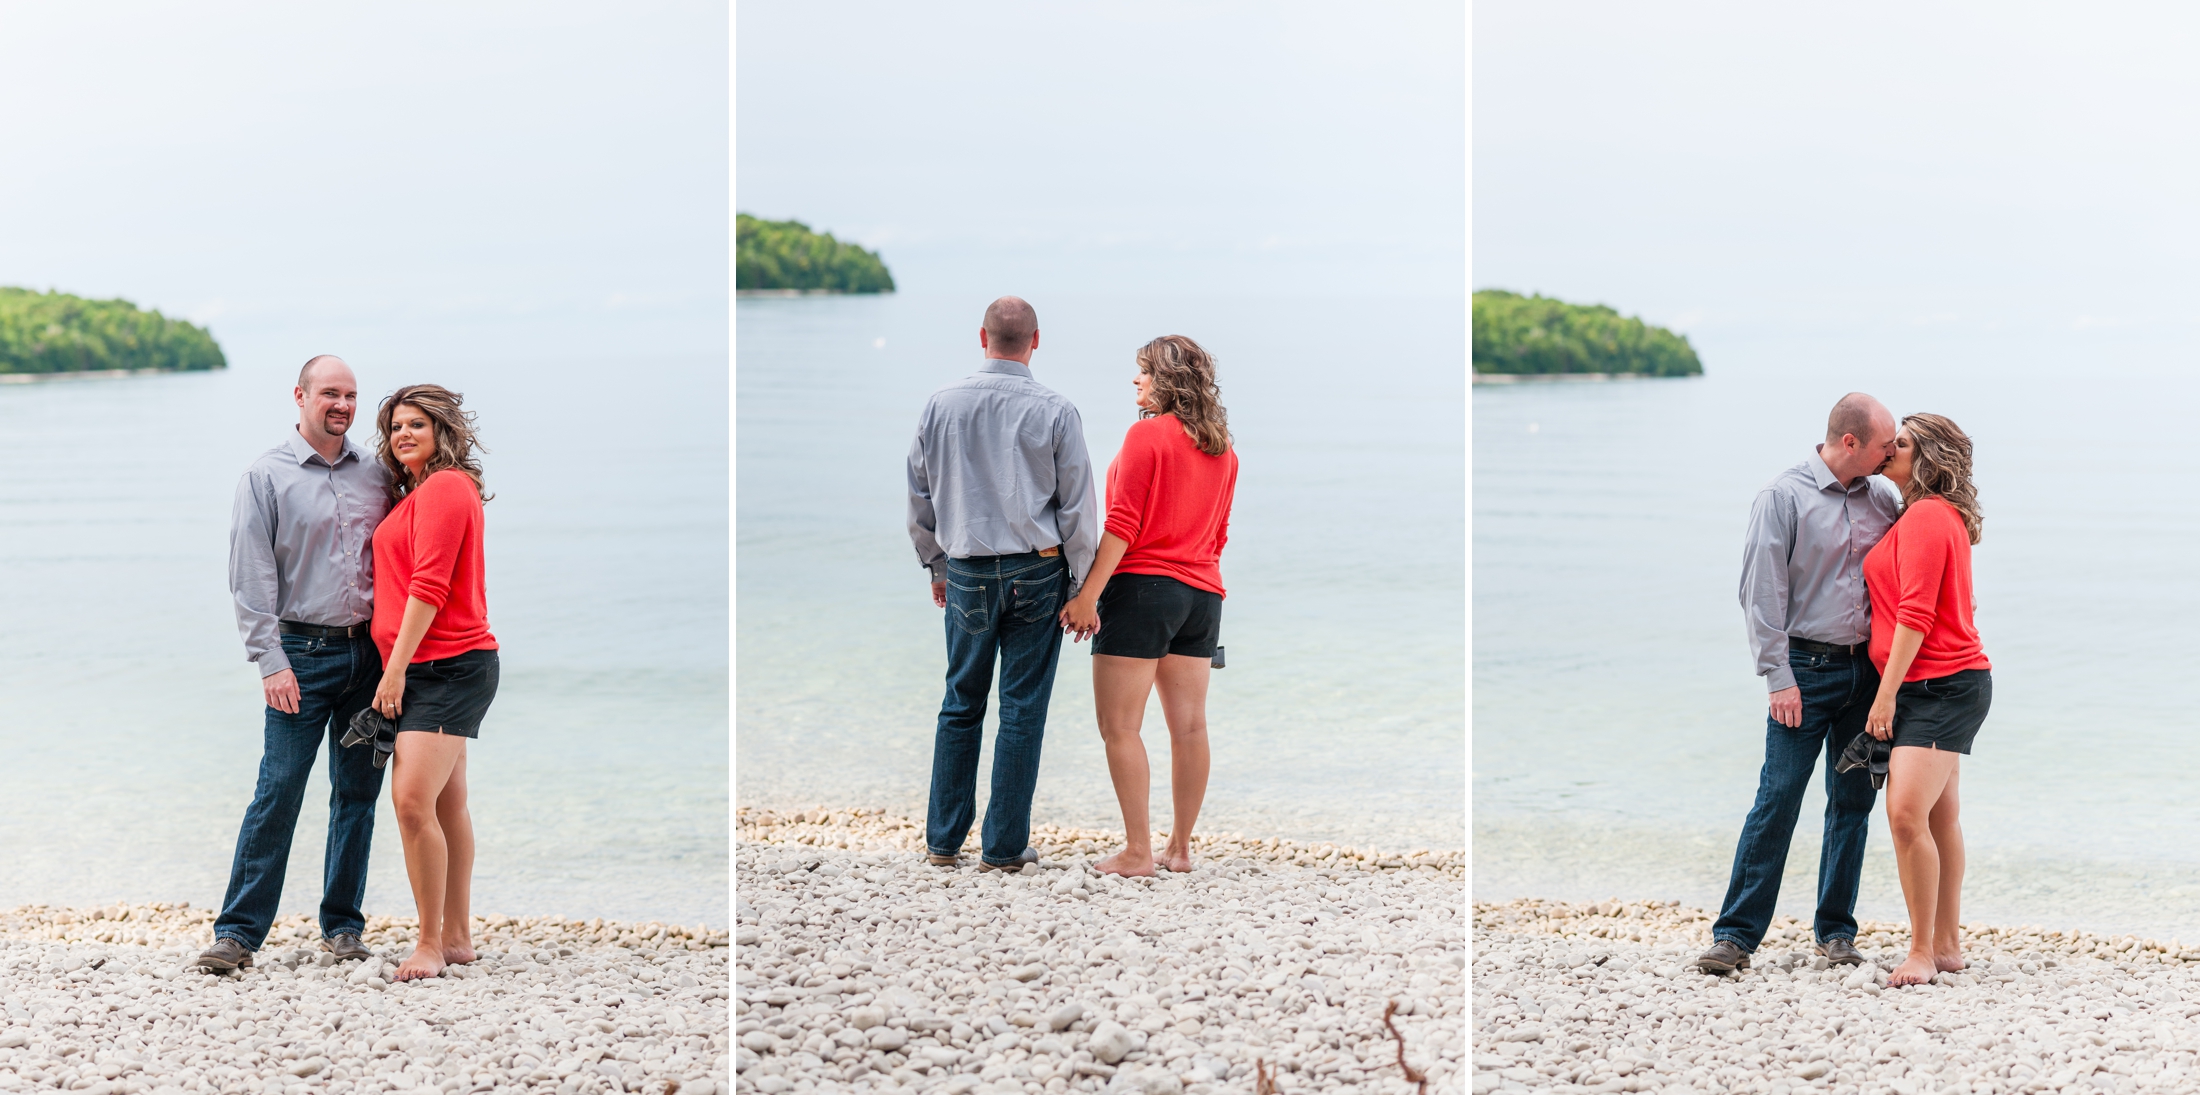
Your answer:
[1038,546,1060,557]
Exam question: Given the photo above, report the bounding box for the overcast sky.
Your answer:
[736,2,1465,298]
[0,2,726,369]
[1476,1,2200,350]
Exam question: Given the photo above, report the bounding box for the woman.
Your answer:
[370,384,501,982]
[1862,413,1991,988]
[1059,335,1238,877]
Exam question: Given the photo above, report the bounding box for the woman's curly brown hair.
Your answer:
[376,383,491,503]
[1135,335,1231,456]
[1900,412,1980,544]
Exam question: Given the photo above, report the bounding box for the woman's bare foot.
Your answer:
[392,944,447,982]
[442,939,478,966]
[1888,953,1939,987]
[1093,850,1155,877]
[1934,949,1967,973]
[1157,848,1194,873]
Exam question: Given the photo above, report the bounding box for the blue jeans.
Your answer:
[213,633,386,949]
[928,552,1068,866]
[1711,648,1881,950]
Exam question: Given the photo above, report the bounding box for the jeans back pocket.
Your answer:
[1008,568,1063,623]
[947,579,991,635]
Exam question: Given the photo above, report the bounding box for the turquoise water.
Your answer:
[734,293,1465,854]
[0,353,727,926]
[1474,332,2200,943]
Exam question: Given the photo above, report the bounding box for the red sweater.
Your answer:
[1104,415,1239,597]
[1864,495,1989,682]
[372,468,497,664]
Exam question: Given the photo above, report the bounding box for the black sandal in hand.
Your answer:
[342,707,398,769]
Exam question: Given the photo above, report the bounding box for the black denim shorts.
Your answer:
[398,648,500,738]
[1091,573,1221,659]
[1893,668,1991,755]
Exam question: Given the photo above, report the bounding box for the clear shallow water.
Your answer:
[0,353,727,926]
[1473,330,2200,942]
[734,293,1464,854]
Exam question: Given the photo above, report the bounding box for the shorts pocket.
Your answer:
[1008,568,1063,623]
[947,579,990,635]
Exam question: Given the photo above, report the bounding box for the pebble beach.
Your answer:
[0,903,730,1095]
[734,807,1466,1095]
[1473,897,2200,1095]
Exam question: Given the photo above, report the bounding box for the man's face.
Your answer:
[296,364,359,439]
[1862,413,1899,474]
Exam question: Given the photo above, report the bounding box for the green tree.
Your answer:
[0,288,227,374]
[736,214,896,292]
[1472,290,1702,377]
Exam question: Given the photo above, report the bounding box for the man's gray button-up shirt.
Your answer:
[229,429,391,677]
[1738,448,1902,693]
[906,358,1100,592]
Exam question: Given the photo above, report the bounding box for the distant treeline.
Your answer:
[736,214,896,293]
[1473,290,1702,377]
[0,288,227,374]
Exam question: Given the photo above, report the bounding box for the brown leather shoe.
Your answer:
[193,938,256,972]
[320,932,372,962]
[978,847,1040,873]
[1816,937,1866,966]
[1691,939,1752,974]
[926,853,960,867]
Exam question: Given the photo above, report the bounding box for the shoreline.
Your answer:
[735,806,1466,1093]
[0,903,730,1095]
[1470,372,1697,385]
[1475,897,2200,1095]
[0,367,221,384]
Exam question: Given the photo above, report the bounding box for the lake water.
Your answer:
[734,293,1465,854]
[1473,329,2200,943]
[0,352,727,927]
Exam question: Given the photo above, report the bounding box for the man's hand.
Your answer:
[1059,595,1100,642]
[263,669,301,715]
[932,580,947,608]
[1768,686,1802,728]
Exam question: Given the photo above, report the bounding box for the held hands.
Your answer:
[1768,686,1802,729]
[1059,594,1100,642]
[373,666,406,719]
[1866,694,1897,741]
[263,669,301,715]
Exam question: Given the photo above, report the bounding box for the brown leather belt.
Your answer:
[1790,637,1864,656]
[280,620,370,639]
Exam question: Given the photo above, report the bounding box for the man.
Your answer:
[1694,393,1902,974]
[195,355,390,972]
[906,296,1100,871]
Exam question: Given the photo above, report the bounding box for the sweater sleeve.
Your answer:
[406,471,475,609]
[1103,423,1158,545]
[1892,499,1958,635]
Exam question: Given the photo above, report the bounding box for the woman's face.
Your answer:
[388,404,437,475]
[1884,427,1916,488]
[1133,364,1155,410]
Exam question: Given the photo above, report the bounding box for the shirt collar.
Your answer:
[976,358,1032,379]
[287,427,362,468]
[1808,447,1866,493]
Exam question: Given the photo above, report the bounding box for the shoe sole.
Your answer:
[1814,947,1865,967]
[1691,955,1751,974]
[192,955,254,972]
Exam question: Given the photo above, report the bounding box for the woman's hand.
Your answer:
[1866,693,1896,741]
[1060,594,1100,642]
[374,667,406,719]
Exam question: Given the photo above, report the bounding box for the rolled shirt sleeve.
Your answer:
[1893,502,1955,634]
[906,413,947,582]
[229,468,290,678]
[404,472,470,609]
[1738,487,1798,693]
[1052,405,1100,593]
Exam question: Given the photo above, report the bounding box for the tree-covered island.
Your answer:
[0,288,227,375]
[1473,289,1702,377]
[736,214,896,293]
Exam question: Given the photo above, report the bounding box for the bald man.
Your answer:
[1696,393,1902,975]
[907,296,1100,871]
[197,355,391,972]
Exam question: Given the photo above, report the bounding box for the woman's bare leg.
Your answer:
[437,745,476,965]
[390,731,467,980]
[1092,653,1161,876]
[1928,760,1965,971]
[1152,653,1211,872]
[1884,745,1961,986]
